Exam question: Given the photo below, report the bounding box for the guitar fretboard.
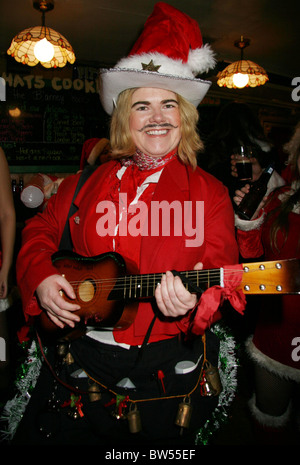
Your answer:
[109,269,222,301]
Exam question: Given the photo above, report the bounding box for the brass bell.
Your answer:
[88,383,101,402]
[64,352,75,365]
[56,341,69,359]
[174,396,192,432]
[127,403,142,433]
[201,361,222,397]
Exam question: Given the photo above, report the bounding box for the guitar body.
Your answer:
[39,251,139,333]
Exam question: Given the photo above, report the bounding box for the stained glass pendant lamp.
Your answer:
[217,36,268,89]
[7,0,75,68]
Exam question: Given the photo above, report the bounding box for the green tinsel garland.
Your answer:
[0,340,43,440]
[1,322,238,443]
[196,322,239,445]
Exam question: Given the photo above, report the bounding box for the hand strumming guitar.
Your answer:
[36,274,81,329]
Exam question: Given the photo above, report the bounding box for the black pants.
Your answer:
[12,331,219,446]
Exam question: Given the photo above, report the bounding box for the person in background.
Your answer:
[233,122,300,444]
[79,138,111,171]
[12,3,245,446]
[204,103,285,344]
[280,123,300,184]
[199,102,276,198]
[0,148,15,300]
[0,147,16,393]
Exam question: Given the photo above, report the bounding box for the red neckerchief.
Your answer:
[120,148,177,171]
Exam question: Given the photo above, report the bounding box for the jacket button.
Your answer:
[74,216,80,224]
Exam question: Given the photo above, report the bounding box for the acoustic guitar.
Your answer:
[38,250,300,335]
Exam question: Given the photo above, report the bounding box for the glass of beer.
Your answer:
[233,146,253,181]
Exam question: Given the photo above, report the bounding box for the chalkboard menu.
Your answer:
[0,72,109,173]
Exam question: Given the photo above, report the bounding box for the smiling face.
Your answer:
[129,87,182,158]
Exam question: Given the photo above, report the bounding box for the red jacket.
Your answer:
[17,158,239,344]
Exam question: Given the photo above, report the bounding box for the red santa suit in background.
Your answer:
[236,179,300,432]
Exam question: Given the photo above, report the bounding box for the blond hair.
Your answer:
[109,88,203,169]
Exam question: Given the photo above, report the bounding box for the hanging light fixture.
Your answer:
[217,36,268,89]
[7,0,75,69]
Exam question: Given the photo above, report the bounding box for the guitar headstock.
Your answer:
[238,258,300,295]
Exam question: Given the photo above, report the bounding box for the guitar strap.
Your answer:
[58,165,97,251]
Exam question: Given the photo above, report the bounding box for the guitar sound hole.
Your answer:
[78,279,95,302]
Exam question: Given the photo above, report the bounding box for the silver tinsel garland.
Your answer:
[0,340,43,440]
[196,322,239,445]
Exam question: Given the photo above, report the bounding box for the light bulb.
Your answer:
[232,73,249,88]
[34,38,54,62]
[9,107,21,117]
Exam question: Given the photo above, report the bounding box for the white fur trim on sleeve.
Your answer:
[248,394,292,427]
[266,171,285,196]
[235,212,265,231]
[246,336,300,382]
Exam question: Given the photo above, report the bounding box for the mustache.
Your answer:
[138,123,178,132]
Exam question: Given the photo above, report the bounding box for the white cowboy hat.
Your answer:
[99,2,216,114]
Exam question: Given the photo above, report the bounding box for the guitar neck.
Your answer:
[109,258,300,300]
[109,268,221,300]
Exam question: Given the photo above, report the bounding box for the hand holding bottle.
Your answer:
[234,184,267,220]
[234,162,274,220]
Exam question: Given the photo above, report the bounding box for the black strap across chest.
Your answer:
[58,165,97,251]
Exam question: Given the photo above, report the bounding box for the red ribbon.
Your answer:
[61,394,84,417]
[104,398,116,408]
[118,396,129,417]
[200,372,207,396]
[191,264,246,335]
[105,395,130,417]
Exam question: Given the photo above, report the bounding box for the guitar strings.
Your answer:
[65,268,242,287]
[62,266,276,292]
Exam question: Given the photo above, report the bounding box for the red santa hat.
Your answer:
[99,2,216,114]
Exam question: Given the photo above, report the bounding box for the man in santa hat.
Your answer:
[14,3,244,446]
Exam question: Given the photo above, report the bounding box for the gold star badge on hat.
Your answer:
[141,60,161,72]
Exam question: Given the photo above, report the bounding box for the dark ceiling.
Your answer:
[0,0,299,79]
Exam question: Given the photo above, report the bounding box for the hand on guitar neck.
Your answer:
[155,263,203,318]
